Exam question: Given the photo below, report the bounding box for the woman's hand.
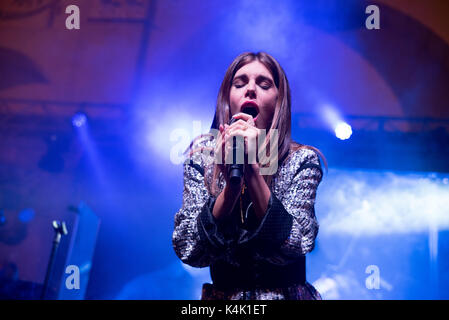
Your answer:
[213,113,269,221]
[212,123,244,220]
[226,113,261,178]
[214,112,262,188]
[215,122,243,194]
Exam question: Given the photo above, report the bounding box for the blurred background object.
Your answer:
[0,0,448,299]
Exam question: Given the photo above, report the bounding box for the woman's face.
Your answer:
[229,60,278,129]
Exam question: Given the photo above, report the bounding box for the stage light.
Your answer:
[320,104,352,140]
[335,122,352,140]
[72,112,87,128]
[0,210,5,226]
[18,208,35,223]
[142,108,211,164]
[322,105,341,126]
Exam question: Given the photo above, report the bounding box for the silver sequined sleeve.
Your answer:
[172,137,219,268]
[262,148,322,265]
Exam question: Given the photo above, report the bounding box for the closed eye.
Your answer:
[259,81,271,89]
[232,75,274,89]
[257,76,273,89]
[233,75,248,88]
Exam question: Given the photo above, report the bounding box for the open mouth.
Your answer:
[240,101,260,120]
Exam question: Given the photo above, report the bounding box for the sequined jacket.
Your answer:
[172,135,323,299]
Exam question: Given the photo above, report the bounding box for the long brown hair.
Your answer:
[185,52,327,196]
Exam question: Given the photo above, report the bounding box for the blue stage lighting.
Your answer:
[335,122,352,140]
[18,208,35,223]
[72,112,87,128]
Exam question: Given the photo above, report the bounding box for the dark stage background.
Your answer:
[0,0,448,299]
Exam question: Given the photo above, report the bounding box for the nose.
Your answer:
[245,80,256,99]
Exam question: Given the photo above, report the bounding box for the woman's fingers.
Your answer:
[227,126,258,140]
[229,119,249,128]
[226,123,249,137]
[216,118,259,166]
[231,113,255,124]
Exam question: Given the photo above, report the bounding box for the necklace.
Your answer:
[240,182,245,224]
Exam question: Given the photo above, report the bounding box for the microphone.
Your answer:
[228,117,244,185]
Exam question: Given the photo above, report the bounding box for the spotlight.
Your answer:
[320,104,352,140]
[18,208,35,223]
[0,210,5,226]
[335,122,352,140]
[72,112,87,128]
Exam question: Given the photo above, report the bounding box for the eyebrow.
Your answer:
[233,74,274,84]
[233,74,248,82]
[256,75,274,84]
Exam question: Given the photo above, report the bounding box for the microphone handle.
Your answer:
[229,163,243,185]
[229,118,244,184]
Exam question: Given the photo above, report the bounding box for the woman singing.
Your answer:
[173,52,326,300]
